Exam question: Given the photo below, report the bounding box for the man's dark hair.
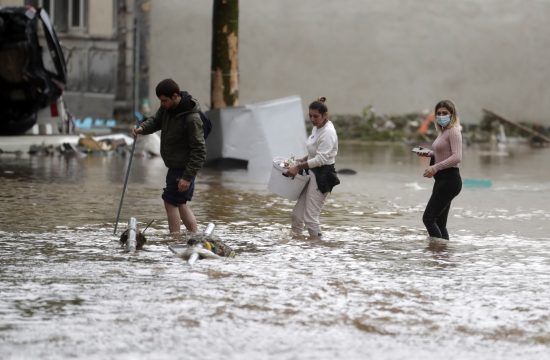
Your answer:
[155,78,180,98]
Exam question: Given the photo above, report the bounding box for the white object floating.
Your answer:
[268,158,309,200]
[125,217,137,253]
[168,245,222,264]
[167,222,218,265]
[204,223,215,236]
[188,252,199,265]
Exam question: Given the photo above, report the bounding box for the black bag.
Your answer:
[199,111,212,139]
[311,164,340,194]
[180,91,212,139]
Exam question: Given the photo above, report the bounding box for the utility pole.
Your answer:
[210,0,239,109]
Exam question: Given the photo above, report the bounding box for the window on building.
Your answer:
[69,0,87,31]
[54,0,69,33]
[25,0,87,33]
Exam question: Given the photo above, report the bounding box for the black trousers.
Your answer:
[422,168,462,240]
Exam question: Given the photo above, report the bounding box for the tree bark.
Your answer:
[211,0,239,109]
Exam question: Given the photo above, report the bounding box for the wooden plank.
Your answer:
[482,109,550,143]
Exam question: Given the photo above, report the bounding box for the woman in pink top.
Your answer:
[418,99,462,240]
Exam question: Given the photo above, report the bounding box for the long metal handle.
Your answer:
[113,135,137,235]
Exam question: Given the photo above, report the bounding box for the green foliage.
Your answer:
[305,106,550,144]
[315,106,428,142]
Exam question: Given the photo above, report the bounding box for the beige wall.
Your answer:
[88,0,114,37]
[150,0,550,124]
[0,0,24,6]
[149,0,211,111]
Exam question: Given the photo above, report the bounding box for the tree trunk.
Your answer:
[210,0,239,109]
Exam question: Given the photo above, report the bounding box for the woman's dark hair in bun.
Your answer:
[309,96,328,114]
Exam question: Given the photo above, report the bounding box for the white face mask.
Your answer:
[436,115,451,127]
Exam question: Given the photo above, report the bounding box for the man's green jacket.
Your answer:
[139,98,206,181]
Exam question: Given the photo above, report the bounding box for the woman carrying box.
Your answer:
[285,97,340,239]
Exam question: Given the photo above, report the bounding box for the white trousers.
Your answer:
[291,171,328,237]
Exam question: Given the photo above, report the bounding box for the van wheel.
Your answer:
[1,112,37,135]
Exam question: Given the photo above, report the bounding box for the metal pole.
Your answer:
[114,2,140,236]
[113,135,137,235]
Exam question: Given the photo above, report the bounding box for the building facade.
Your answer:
[1,0,149,121]
[3,0,549,125]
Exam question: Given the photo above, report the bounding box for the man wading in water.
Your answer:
[133,79,206,235]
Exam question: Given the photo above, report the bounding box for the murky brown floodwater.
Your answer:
[1,142,549,359]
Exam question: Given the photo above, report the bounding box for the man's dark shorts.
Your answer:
[162,168,195,206]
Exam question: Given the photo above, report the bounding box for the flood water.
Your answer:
[1,142,549,359]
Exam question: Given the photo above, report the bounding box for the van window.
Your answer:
[37,20,58,76]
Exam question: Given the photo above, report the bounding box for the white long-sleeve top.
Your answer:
[306,120,338,168]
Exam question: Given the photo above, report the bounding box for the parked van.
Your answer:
[0,6,68,135]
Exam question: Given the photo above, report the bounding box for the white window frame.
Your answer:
[68,0,87,33]
[27,0,89,34]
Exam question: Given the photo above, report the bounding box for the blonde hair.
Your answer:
[434,99,460,131]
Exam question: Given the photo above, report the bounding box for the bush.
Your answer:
[309,106,428,142]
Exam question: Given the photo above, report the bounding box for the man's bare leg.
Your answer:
[178,203,198,233]
[164,201,182,234]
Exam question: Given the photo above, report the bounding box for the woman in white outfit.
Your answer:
[285,97,340,239]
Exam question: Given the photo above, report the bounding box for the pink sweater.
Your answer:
[430,126,462,173]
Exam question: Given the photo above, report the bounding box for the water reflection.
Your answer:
[0,154,84,183]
